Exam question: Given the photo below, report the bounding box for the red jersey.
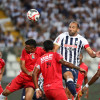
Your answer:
[0,58,5,73]
[98,61,100,69]
[76,62,88,92]
[20,47,45,75]
[35,52,63,91]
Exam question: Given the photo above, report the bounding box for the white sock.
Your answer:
[0,93,6,100]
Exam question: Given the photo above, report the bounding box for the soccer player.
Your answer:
[76,54,88,100]
[82,61,100,94]
[53,21,100,98]
[21,73,46,100]
[32,40,86,100]
[0,39,45,100]
[65,54,88,100]
[0,51,7,100]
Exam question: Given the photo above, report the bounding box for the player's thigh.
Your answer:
[25,87,34,100]
[5,75,23,94]
[54,89,68,100]
[63,71,74,80]
[45,89,68,100]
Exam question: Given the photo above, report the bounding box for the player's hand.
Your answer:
[27,71,33,76]
[36,89,42,99]
[82,86,88,94]
[96,51,100,57]
[76,84,80,88]
[79,68,86,74]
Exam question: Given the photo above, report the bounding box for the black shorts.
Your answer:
[62,65,79,84]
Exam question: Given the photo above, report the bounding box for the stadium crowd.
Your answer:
[0,0,100,50]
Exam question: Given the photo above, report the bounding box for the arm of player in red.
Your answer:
[59,59,86,74]
[32,66,42,99]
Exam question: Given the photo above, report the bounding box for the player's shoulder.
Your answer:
[0,58,5,62]
[36,47,43,50]
[80,62,88,69]
[77,34,87,40]
[36,47,45,53]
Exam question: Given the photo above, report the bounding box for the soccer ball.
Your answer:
[27,9,40,22]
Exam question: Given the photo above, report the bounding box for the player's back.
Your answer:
[39,52,63,91]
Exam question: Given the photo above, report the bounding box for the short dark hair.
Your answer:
[43,40,54,52]
[25,39,36,48]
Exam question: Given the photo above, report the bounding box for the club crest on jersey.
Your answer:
[30,53,35,59]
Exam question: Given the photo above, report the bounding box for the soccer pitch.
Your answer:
[2,83,100,100]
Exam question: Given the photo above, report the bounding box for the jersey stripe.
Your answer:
[73,38,78,65]
[69,38,73,62]
[65,36,68,60]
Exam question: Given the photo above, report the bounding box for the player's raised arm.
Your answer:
[85,47,100,58]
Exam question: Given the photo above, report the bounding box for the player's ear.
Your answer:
[77,28,80,33]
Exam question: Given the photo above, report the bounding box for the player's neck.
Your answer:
[47,50,53,53]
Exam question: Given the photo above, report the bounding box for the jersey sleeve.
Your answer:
[20,49,25,61]
[98,61,100,69]
[1,59,5,67]
[81,37,89,49]
[54,34,64,46]
[55,52,63,62]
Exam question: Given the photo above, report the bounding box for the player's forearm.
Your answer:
[62,60,80,70]
[21,66,30,75]
[88,72,99,86]
[32,73,39,89]
[86,47,96,58]
[84,77,88,84]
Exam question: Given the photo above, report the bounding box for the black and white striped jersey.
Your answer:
[54,32,89,66]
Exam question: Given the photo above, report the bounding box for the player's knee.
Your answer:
[63,71,74,80]
[2,89,11,96]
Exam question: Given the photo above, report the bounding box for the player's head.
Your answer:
[0,51,2,58]
[79,53,83,64]
[43,40,54,52]
[68,21,80,36]
[25,39,37,53]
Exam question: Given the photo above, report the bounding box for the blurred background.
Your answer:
[0,0,100,100]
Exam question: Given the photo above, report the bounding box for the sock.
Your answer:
[66,78,77,97]
[0,93,6,100]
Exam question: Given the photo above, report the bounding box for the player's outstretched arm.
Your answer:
[82,69,100,94]
[86,47,100,58]
[59,59,86,73]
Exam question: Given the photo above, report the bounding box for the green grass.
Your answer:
[2,83,100,100]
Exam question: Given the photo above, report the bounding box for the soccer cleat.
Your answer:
[75,90,82,100]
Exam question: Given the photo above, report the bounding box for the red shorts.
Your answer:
[0,85,3,94]
[45,88,68,100]
[6,74,35,92]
